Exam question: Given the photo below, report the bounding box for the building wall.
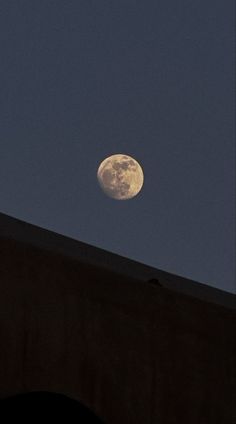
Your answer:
[0,237,235,423]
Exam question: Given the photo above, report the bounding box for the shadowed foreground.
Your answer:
[0,213,235,423]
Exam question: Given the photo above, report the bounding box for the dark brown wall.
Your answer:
[0,237,235,423]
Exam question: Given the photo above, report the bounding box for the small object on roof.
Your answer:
[148,278,162,287]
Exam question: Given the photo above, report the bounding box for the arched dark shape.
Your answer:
[0,391,105,422]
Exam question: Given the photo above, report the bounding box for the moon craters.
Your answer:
[97,154,144,200]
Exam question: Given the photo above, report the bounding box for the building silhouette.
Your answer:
[0,212,235,423]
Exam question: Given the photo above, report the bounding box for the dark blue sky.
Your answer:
[0,1,235,293]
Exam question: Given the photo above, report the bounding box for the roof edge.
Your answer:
[0,212,235,310]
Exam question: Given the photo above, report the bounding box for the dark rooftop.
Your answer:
[0,212,235,310]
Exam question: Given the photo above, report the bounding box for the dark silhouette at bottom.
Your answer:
[0,391,104,422]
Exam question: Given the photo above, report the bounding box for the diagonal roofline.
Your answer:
[0,211,235,310]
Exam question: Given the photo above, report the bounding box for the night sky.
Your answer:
[0,1,235,293]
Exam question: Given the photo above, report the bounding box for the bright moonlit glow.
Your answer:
[97,154,144,200]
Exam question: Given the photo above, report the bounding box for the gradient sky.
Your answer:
[0,0,235,293]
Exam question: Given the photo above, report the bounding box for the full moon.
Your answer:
[97,154,144,200]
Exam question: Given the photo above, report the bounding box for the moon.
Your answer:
[97,154,144,200]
